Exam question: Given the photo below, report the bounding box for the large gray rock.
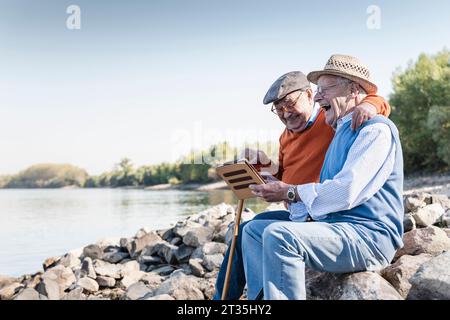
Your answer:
[183,226,215,247]
[441,211,450,228]
[151,242,178,264]
[140,273,164,291]
[82,244,103,260]
[394,226,450,260]
[189,259,205,277]
[403,214,416,232]
[41,265,76,293]
[202,254,224,272]
[153,273,204,300]
[102,251,129,264]
[412,204,445,227]
[78,277,99,293]
[14,288,47,300]
[96,276,116,288]
[381,254,433,298]
[173,221,203,238]
[174,244,195,263]
[430,194,450,209]
[0,282,22,300]
[404,193,430,212]
[197,277,217,300]
[125,282,152,300]
[202,242,228,255]
[120,260,140,277]
[407,251,450,300]
[306,271,403,300]
[0,275,18,290]
[59,252,81,269]
[61,287,86,300]
[93,260,122,279]
[81,257,96,279]
[150,265,175,276]
[36,278,61,300]
[121,271,146,289]
[127,231,163,258]
[135,227,153,239]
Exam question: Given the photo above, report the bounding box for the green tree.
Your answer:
[427,105,450,166]
[4,164,88,188]
[390,49,450,173]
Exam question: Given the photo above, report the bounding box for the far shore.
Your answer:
[1,173,449,195]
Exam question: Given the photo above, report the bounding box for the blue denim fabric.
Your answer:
[212,210,291,300]
[242,220,390,300]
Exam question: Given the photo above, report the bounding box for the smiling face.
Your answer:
[314,75,355,129]
[274,88,315,133]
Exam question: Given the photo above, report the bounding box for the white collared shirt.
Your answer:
[289,112,397,221]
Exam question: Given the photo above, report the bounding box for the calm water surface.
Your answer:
[0,189,269,277]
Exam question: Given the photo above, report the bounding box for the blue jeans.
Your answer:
[242,220,389,300]
[212,210,291,300]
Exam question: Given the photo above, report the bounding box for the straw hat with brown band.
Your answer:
[307,54,378,94]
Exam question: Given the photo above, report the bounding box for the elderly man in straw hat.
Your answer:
[213,71,391,300]
[245,54,404,300]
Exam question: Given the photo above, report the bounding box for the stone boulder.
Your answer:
[403,214,416,232]
[412,204,445,227]
[125,282,152,300]
[183,226,215,247]
[306,271,403,300]
[394,226,450,260]
[40,265,76,294]
[202,254,224,272]
[407,251,450,300]
[14,288,47,300]
[0,282,22,300]
[381,254,433,298]
[127,231,163,258]
[93,260,122,279]
[82,244,103,260]
[0,275,18,290]
[404,193,430,212]
[96,276,116,288]
[153,272,204,300]
[78,277,99,293]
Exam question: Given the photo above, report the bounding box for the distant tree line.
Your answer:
[0,164,88,188]
[0,141,277,189]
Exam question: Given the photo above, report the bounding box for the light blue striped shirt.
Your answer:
[289,111,396,221]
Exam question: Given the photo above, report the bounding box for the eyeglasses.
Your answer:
[315,83,341,96]
[271,91,304,115]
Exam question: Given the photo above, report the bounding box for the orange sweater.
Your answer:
[276,95,391,184]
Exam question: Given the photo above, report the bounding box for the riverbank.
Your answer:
[1,189,450,300]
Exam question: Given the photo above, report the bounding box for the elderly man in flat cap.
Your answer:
[213,63,392,300]
[243,54,404,300]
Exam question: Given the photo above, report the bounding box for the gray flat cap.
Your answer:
[263,71,311,105]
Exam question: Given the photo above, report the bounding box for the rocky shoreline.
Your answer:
[1,192,450,300]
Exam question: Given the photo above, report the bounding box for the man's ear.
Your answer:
[350,83,361,97]
[306,88,314,100]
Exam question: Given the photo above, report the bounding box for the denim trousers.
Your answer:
[212,210,291,300]
[242,219,389,300]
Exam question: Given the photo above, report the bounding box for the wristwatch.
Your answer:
[287,185,297,202]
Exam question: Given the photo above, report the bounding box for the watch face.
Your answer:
[288,189,295,200]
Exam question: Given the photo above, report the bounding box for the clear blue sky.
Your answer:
[0,0,449,175]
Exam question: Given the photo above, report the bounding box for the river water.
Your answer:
[0,189,269,277]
